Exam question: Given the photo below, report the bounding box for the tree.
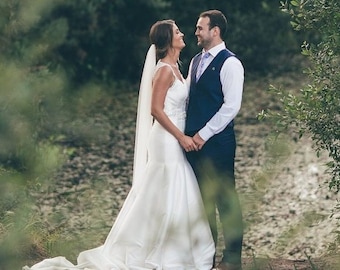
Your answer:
[44,0,303,84]
[50,0,169,84]
[260,0,340,192]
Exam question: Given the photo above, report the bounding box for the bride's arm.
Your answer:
[151,66,197,152]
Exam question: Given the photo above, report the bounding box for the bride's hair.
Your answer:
[149,19,175,61]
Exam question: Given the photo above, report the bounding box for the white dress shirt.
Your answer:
[186,42,244,141]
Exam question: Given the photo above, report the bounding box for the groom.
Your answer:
[185,10,244,270]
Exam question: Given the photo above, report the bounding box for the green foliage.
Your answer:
[219,0,302,74]
[0,1,71,268]
[260,0,340,191]
[0,1,67,172]
[0,1,141,267]
[50,0,168,84]
[33,0,305,84]
[0,0,337,267]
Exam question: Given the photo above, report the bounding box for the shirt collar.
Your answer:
[203,42,226,57]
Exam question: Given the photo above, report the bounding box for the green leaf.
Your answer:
[290,0,299,7]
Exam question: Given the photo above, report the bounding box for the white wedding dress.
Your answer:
[23,61,215,270]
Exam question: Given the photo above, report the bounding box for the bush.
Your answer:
[0,1,69,268]
[260,0,340,191]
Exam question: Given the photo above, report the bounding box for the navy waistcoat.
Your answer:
[185,49,235,134]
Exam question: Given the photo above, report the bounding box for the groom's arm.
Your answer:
[198,56,244,142]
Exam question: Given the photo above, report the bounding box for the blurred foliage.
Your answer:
[0,1,140,267]
[0,0,336,268]
[259,0,340,192]
[0,1,88,268]
[49,0,163,84]
[0,1,68,268]
[22,0,307,84]
[0,0,67,172]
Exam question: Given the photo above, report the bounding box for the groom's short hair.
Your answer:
[199,10,228,38]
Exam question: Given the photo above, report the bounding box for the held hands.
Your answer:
[179,135,198,152]
[178,133,206,152]
[193,133,205,150]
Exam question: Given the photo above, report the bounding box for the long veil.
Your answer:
[132,44,156,186]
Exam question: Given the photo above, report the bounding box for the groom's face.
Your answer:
[195,16,214,49]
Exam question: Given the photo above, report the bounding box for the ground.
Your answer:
[31,75,339,269]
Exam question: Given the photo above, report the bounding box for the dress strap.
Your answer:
[156,61,183,83]
[156,61,176,75]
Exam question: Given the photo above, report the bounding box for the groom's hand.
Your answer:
[193,133,205,150]
[179,135,198,152]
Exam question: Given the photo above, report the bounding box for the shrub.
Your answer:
[260,0,340,191]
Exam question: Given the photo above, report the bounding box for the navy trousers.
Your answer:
[186,127,243,265]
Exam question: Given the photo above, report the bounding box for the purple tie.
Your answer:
[196,52,210,81]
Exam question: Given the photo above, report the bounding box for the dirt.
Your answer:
[30,75,339,269]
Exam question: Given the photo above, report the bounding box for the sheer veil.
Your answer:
[132,44,156,186]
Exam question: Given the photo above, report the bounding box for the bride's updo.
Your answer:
[149,19,175,61]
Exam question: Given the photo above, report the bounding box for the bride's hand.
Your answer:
[178,135,198,152]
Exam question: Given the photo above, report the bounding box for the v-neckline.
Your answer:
[159,61,185,84]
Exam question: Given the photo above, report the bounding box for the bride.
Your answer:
[23,19,215,270]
